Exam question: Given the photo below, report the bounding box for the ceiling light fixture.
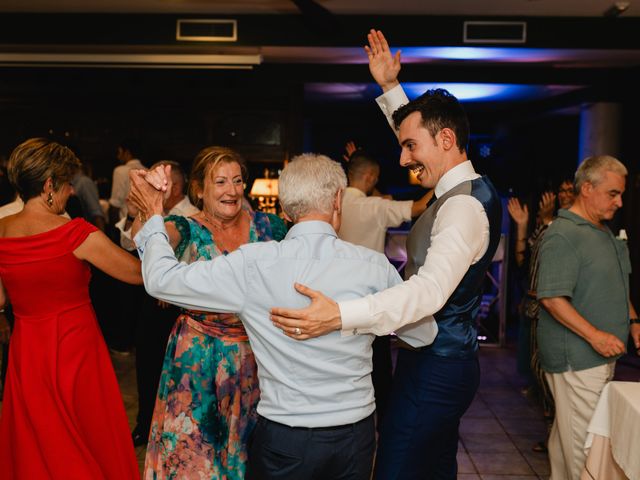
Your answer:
[0,53,262,69]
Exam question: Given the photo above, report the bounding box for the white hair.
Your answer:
[279,153,347,222]
[575,155,627,191]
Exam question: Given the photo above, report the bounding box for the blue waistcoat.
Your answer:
[405,176,502,358]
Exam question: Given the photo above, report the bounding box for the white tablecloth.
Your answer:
[584,381,640,480]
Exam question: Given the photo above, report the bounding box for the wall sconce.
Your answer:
[249,177,279,213]
[408,169,421,185]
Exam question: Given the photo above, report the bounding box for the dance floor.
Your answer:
[1,344,637,478]
[110,345,559,478]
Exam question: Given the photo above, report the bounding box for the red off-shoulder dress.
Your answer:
[0,218,139,479]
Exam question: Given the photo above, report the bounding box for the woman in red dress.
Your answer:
[0,138,141,479]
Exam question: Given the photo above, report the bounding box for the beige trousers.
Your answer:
[545,362,615,480]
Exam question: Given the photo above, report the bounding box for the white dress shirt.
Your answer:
[0,197,70,220]
[108,158,144,217]
[375,83,411,129]
[135,218,402,427]
[339,187,412,253]
[339,86,490,346]
[0,198,24,219]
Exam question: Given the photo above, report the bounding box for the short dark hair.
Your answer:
[151,160,187,193]
[118,138,142,158]
[557,177,575,191]
[347,150,379,179]
[392,88,470,153]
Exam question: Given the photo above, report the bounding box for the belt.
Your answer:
[258,413,372,432]
[395,337,424,351]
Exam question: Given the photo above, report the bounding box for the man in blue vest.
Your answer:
[271,29,502,479]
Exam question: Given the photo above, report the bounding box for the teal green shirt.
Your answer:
[536,209,631,373]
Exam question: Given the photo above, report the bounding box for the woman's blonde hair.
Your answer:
[8,138,81,201]
[188,146,247,210]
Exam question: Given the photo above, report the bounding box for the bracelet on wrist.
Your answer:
[138,211,148,223]
[631,318,640,324]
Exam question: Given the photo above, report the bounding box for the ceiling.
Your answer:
[1,0,638,17]
[0,0,638,105]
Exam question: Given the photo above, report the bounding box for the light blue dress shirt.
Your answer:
[135,216,402,428]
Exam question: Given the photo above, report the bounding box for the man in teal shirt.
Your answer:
[537,155,640,480]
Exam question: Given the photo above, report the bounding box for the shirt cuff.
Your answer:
[114,216,128,233]
[400,200,413,222]
[134,215,168,256]
[375,84,409,119]
[339,297,373,337]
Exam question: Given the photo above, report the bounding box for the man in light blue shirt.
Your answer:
[132,153,402,480]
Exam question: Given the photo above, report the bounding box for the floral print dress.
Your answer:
[144,211,286,480]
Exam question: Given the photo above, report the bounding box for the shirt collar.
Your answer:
[558,208,611,233]
[558,208,587,224]
[434,160,478,198]
[285,220,338,240]
[345,186,366,198]
[172,196,189,210]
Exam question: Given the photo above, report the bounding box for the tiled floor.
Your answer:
[7,344,639,478]
[456,347,551,479]
[110,345,555,479]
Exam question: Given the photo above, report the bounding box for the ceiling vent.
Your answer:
[463,21,527,44]
[176,19,237,42]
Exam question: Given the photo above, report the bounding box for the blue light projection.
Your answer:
[399,47,561,63]
[305,83,582,103]
[402,83,572,102]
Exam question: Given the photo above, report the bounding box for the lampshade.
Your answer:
[408,169,421,185]
[250,178,279,197]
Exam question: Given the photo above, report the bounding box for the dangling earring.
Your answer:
[47,192,54,207]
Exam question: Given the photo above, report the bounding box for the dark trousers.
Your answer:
[134,295,179,434]
[91,267,143,352]
[375,349,480,480]
[371,335,393,430]
[246,414,375,480]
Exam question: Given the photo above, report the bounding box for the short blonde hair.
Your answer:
[575,155,627,192]
[8,138,81,201]
[279,153,346,222]
[188,146,247,210]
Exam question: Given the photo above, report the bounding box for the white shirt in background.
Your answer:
[109,159,144,218]
[339,187,412,254]
[116,195,199,251]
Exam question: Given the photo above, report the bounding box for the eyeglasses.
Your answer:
[558,188,574,194]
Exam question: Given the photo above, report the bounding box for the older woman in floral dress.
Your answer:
[139,146,286,479]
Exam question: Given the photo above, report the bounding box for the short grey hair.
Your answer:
[575,155,627,192]
[279,153,347,222]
